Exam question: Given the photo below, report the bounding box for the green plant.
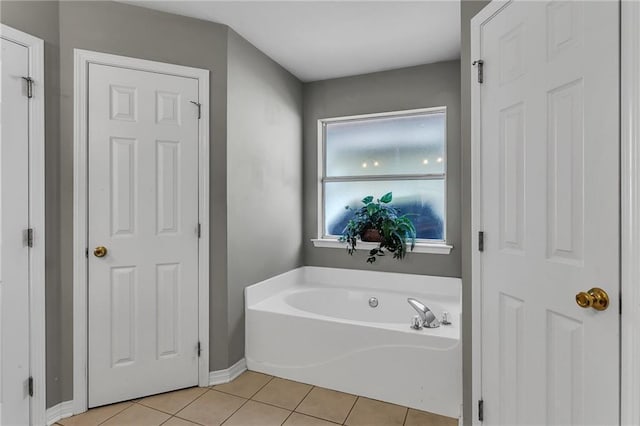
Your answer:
[339,192,417,263]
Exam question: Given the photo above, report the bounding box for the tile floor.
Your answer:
[56,371,457,426]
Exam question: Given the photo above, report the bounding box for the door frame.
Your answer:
[72,49,210,414]
[470,2,507,424]
[621,2,640,425]
[471,1,633,425]
[0,24,46,426]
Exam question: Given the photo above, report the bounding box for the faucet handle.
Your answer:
[410,315,423,330]
[441,311,451,325]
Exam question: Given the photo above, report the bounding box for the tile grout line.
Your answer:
[218,398,251,426]
[292,412,342,425]
[246,395,304,415]
[170,387,220,426]
[162,413,204,426]
[101,401,188,426]
[172,388,241,426]
[292,385,315,413]
[137,388,209,417]
[341,396,359,425]
[217,375,276,425]
[158,415,175,426]
[211,374,274,400]
[280,410,294,425]
[153,390,217,426]
[280,384,316,425]
[402,406,410,426]
[290,385,358,425]
[95,401,138,425]
[247,374,276,399]
[172,413,207,426]
[245,374,277,399]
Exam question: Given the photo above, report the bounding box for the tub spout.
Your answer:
[407,298,440,328]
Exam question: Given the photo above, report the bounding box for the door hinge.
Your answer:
[22,77,34,98]
[86,248,89,258]
[190,101,201,119]
[478,231,484,252]
[26,228,34,248]
[478,399,484,422]
[473,60,484,84]
[197,341,202,357]
[28,377,34,397]
[197,223,202,238]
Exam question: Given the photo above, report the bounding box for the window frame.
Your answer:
[316,107,451,250]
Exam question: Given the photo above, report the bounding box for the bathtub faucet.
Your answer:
[407,298,440,329]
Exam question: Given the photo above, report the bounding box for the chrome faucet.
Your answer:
[407,298,440,329]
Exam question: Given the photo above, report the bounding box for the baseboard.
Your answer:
[209,358,247,386]
[46,400,74,425]
[44,361,246,424]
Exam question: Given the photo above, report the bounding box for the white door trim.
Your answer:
[73,49,210,414]
[470,2,508,424]
[621,2,640,424]
[0,24,46,426]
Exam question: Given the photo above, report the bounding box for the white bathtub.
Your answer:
[245,266,461,419]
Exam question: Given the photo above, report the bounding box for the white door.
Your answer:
[0,38,31,425]
[88,64,201,407]
[478,1,619,424]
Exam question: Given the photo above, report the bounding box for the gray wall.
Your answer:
[460,1,489,425]
[1,0,62,408]
[226,30,303,365]
[302,61,462,277]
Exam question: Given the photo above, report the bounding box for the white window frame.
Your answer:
[311,107,453,255]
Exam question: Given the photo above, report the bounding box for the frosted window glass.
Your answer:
[324,180,445,240]
[325,112,446,177]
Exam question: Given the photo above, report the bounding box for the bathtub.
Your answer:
[245,266,461,419]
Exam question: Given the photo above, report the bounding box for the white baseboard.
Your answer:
[209,358,247,386]
[44,361,246,425]
[46,400,74,425]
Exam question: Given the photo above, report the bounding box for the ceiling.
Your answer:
[120,1,461,82]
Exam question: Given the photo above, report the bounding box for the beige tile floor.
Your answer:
[56,371,457,426]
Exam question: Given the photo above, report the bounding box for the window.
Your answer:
[319,107,447,244]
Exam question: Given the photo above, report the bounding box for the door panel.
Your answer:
[0,37,31,426]
[88,64,200,407]
[0,39,30,424]
[479,1,619,424]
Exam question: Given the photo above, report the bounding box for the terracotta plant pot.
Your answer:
[361,229,383,242]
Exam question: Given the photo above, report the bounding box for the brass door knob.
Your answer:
[576,287,609,311]
[93,246,108,258]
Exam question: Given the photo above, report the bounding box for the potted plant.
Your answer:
[339,192,417,263]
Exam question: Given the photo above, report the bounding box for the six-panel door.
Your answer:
[88,64,200,407]
[479,1,619,424]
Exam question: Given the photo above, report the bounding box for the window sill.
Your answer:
[310,238,453,255]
